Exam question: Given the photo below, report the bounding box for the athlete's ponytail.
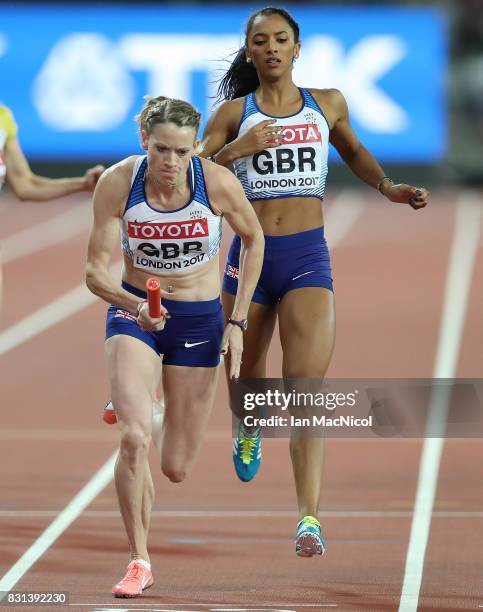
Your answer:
[217,48,260,102]
[216,7,300,102]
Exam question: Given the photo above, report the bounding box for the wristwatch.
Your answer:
[227,318,248,331]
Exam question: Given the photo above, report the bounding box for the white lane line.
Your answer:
[0,284,97,355]
[2,509,483,519]
[0,262,121,356]
[0,451,117,596]
[69,604,337,609]
[0,429,119,441]
[1,203,91,263]
[0,428,229,441]
[324,189,366,248]
[398,192,483,612]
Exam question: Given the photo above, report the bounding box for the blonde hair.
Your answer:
[136,96,201,136]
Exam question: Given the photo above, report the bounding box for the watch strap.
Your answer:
[228,318,247,331]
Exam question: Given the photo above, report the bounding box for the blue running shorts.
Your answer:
[223,226,333,305]
[106,281,224,367]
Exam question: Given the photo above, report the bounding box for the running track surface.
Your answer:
[0,189,482,612]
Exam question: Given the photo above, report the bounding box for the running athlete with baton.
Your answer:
[85,96,264,598]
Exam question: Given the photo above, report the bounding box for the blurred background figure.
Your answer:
[0,105,103,201]
[0,103,104,305]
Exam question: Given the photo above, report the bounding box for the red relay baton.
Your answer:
[146,278,161,318]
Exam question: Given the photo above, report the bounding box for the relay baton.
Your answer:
[146,278,161,318]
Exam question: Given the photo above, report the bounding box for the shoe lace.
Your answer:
[120,563,143,584]
[301,516,320,530]
[240,432,258,465]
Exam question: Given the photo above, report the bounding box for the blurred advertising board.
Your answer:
[0,5,447,162]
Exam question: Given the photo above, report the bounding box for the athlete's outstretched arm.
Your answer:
[208,164,264,318]
[5,136,104,201]
[326,89,429,210]
[203,160,264,378]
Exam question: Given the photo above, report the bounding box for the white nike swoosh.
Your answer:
[141,575,150,589]
[184,340,210,348]
[291,270,315,281]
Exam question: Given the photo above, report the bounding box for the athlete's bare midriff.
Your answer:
[122,249,221,302]
[251,196,324,236]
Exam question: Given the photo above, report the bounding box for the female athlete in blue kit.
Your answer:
[86,96,263,597]
[199,6,429,556]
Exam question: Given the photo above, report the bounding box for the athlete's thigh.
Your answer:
[278,287,335,378]
[161,364,219,466]
[105,334,161,428]
[222,291,277,378]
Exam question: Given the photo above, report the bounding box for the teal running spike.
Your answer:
[295,515,325,557]
[232,423,262,482]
